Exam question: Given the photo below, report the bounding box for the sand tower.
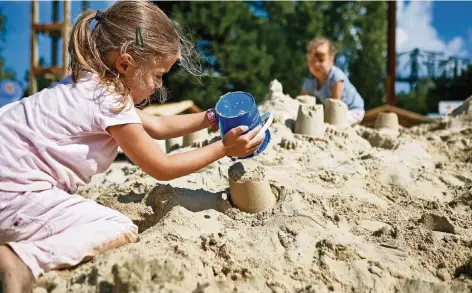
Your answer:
[183,129,208,147]
[375,112,399,130]
[296,95,316,105]
[166,137,183,153]
[228,161,276,213]
[324,98,349,128]
[294,104,325,138]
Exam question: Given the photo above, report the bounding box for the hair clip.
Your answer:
[95,10,104,23]
[136,27,144,48]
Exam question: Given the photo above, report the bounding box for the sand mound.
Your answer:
[34,83,472,293]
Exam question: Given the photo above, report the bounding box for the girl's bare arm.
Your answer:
[108,123,263,181]
[330,81,344,100]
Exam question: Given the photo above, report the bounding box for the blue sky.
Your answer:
[396,1,472,57]
[0,0,471,90]
[395,1,472,92]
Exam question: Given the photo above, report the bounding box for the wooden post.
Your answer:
[52,0,59,67]
[386,0,396,106]
[82,0,88,12]
[29,0,38,95]
[62,0,71,77]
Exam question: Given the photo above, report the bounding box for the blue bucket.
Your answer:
[215,91,273,159]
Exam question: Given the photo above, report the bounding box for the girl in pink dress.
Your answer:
[0,1,263,292]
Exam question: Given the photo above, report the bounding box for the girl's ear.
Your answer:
[115,53,133,75]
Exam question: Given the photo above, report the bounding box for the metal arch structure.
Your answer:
[397,48,472,89]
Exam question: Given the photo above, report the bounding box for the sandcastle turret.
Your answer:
[166,137,182,153]
[375,112,399,130]
[263,79,284,101]
[296,95,316,105]
[183,129,208,147]
[228,161,276,213]
[324,98,349,128]
[294,104,325,138]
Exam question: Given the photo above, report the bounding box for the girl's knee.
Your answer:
[108,213,138,243]
[112,212,136,230]
[91,223,138,256]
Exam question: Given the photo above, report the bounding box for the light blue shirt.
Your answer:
[302,66,364,110]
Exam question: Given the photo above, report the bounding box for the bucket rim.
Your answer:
[215,91,256,118]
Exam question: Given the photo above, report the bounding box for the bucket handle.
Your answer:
[256,112,274,138]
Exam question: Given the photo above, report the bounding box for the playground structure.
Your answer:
[28,0,201,117]
[29,0,85,94]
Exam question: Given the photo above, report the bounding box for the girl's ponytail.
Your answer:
[68,10,111,83]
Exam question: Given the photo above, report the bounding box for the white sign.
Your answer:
[439,101,463,115]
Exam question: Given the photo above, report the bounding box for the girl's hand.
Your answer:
[222,125,264,157]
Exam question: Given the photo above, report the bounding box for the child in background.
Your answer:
[0,1,264,292]
[300,38,365,126]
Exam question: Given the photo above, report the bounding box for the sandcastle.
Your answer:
[268,79,283,94]
[182,129,208,147]
[296,95,316,105]
[294,104,326,138]
[375,112,399,130]
[156,140,166,153]
[165,137,182,153]
[324,98,349,128]
[228,160,276,213]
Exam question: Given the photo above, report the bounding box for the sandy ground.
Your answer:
[32,85,472,293]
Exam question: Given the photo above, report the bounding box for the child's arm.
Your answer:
[108,123,263,181]
[330,81,344,100]
[136,109,210,140]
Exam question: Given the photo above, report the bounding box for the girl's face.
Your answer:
[120,55,178,105]
[307,43,334,79]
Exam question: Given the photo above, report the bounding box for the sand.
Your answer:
[32,86,472,293]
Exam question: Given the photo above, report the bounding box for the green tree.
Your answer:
[161,1,275,108]
[348,2,387,109]
[259,1,327,97]
[261,1,387,108]
[427,65,472,112]
[397,78,436,114]
[154,1,387,110]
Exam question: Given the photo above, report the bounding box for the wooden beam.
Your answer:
[82,0,88,12]
[189,104,202,113]
[143,100,197,116]
[361,105,432,128]
[32,66,65,76]
[29,0,39,95]
[32,23,67,34]
[52,0,59,66]
[62,0,71,78]
[386,0,396,106]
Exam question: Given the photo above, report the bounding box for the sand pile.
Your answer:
[33,85,472,293]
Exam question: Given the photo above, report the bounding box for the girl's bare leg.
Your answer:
[0,245,33,293]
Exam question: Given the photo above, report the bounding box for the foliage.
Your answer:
[155,1,388,110]
[397,78,436,115]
